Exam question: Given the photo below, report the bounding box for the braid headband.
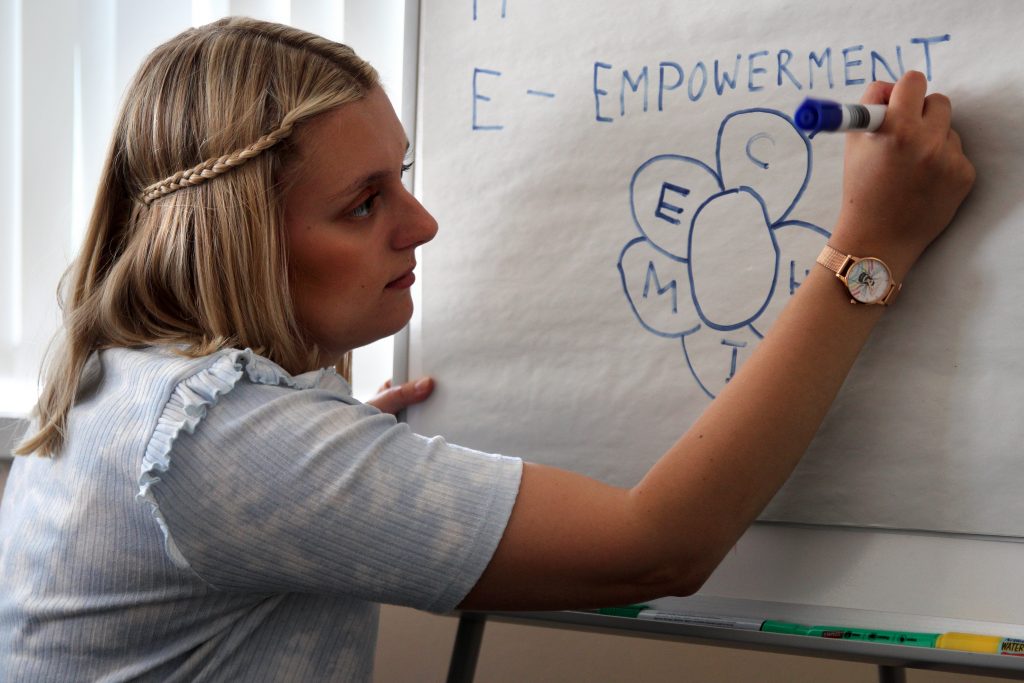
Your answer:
[136,87,356,205]
[138,115,297,204]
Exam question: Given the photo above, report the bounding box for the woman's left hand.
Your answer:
[367,377,435,415]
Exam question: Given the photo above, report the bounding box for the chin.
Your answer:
[350,312,415,351]
[384,299,415,335]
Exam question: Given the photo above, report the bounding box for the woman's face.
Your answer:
[283,87,438,363]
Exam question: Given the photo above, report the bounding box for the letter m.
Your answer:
[643,261,678,314]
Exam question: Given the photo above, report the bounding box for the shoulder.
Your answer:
[102,345,356,399]
[132,346,362,565]
[134,347,523,602]
[135,344,359,480]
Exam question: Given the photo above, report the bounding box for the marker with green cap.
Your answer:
[593,605,763,630]
[761,620,940,648]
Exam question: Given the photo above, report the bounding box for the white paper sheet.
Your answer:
[409,0,1024,537]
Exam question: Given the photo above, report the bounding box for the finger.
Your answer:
[923,92,952,133]
[860,80,895,106]
[888,70,928,120]
[368,377,434,415]
[368,386,407,415]
[377,379,393,393]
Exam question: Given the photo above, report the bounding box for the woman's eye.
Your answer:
[350,193,379,218]
[401,161,414,176]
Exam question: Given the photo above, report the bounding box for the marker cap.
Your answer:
[761,620,807,635]
[595,605,650,618]
[794,99,842,134]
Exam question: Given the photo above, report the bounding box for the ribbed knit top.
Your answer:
[0,346,522,681]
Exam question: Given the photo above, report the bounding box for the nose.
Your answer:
[393,187,439,251]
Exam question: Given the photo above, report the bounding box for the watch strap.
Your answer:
[816,244,852,275]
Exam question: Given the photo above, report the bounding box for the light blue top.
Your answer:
[0,346,522,681]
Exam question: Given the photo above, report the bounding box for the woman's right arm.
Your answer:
[458,71,976,612]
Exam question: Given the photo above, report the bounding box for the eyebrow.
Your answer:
[325,141,411,203]
[327,170,389,203]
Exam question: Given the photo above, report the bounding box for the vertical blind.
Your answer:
[0,0,410,414]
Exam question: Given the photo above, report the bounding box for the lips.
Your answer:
[386,267,416,289]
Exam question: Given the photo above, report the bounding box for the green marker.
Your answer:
[762,620,940,648]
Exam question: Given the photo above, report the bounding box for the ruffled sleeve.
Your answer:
[135,348,522,612]
[137,349,357,570]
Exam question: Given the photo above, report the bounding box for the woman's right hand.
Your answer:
[829,70,976,282]
[459,74,977,614]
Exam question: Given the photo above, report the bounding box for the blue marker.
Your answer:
[794,98,886,135]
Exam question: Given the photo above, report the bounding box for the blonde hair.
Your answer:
[17,17,377,456]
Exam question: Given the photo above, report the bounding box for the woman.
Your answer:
[0,17,974,681]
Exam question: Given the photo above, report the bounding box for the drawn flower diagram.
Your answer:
[618,108,829,398]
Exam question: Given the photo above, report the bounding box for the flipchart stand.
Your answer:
[444,608,1024,683]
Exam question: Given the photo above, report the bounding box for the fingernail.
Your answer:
[415,378,431,393]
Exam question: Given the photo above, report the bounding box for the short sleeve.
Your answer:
[139,351,522,613]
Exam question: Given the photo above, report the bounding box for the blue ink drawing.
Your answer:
[618,108,830,399]
[472,68,504,131]
[473,0,507,20]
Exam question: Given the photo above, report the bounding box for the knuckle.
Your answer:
[961,160,977,186]
[885,124,916,150]
[903,69,926,84]
[918,142,951,174]
[864,80,890,100]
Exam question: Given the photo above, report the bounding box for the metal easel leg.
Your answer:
[878,665,907,683]
[445,613,487,683]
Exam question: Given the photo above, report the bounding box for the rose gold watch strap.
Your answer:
[816,244,850,275]
[881,282,901,305]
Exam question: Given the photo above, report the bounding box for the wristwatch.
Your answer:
[816,244,901,305]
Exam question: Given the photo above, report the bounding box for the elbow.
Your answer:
[623,503,726,598]
[671,567,713,597]
[621,488,742,599]
[630,553,717,599]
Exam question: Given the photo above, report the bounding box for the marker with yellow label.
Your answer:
[936,633,1024,656]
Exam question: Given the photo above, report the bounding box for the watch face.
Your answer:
[846,258,891,303]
